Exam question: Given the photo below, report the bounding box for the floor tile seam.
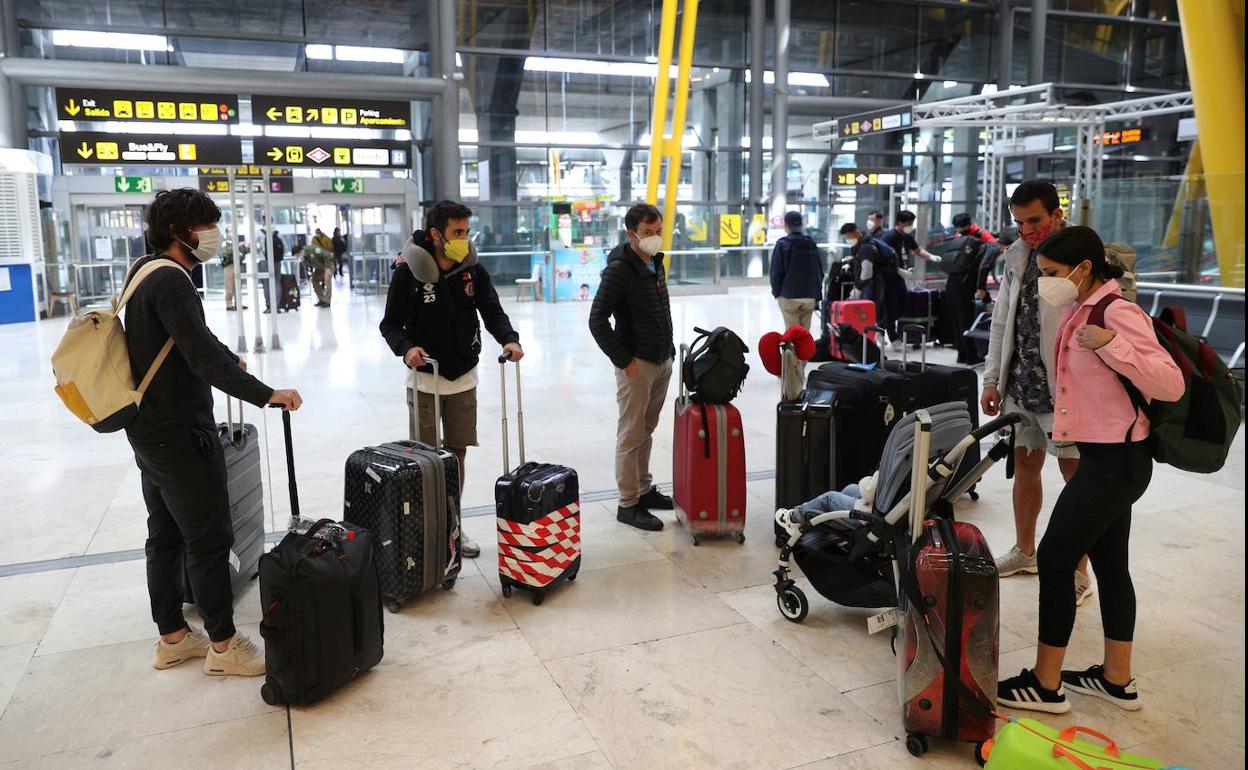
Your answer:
[0,474,778,578]
[536,619,753,665]
[780,737,905,769]
[535,657,618,770]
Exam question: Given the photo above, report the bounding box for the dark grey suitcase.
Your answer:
[184,397,264,603]
[343,358,462,613]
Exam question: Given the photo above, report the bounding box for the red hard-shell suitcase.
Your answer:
[673,341,747,545]
[897,516,999,759]
[827,300,877,361]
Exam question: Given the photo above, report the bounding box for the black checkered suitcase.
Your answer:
[494,352,581,606]
[343,358,462,613]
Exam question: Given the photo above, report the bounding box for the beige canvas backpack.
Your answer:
[51,258,186,432]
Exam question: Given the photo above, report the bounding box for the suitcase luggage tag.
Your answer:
[867,608,900,634]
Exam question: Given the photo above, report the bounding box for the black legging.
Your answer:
[1037,441,1153,648]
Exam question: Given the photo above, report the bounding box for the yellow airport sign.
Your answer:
[720,214,742,246]
[59,132,242,165]
[688,219,709,242]
[251,96,407,128]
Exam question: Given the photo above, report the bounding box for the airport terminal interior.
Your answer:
[0,0,1243,768]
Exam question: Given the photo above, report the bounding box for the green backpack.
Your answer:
[1090,296,1241,473]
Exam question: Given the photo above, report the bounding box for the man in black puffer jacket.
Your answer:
[589,203,676,532]
[380,200,523,557]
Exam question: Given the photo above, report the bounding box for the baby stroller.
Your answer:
[771,401,1020,622]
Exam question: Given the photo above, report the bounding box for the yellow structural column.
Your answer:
[644,0,680,205]
[660,0,701,257]
[1177,0,1245,286]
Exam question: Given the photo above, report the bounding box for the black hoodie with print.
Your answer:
[380,230,519,382]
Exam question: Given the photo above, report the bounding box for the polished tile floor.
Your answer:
[0,277,1243,768]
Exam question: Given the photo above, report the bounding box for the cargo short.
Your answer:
[409,387,478,449]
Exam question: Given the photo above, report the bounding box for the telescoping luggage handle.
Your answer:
[900,323,928,372]
[280,408,300,518]
[863,324,889,365]
[909,409,933,544]
[498,350,525,474]
[406,356,443,450]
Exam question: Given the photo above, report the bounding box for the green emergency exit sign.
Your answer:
[330,177,364,194]
[115,176,154,193]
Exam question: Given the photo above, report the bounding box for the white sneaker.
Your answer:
[1075,571,1095,607]
[153,626,211,670]
[891,340,904,352]
[204,633,266,677]
[996,545,1038,577]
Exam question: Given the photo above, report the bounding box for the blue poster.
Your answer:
[552,248,606,302]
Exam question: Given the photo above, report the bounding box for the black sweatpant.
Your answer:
[944,272,978,362]
[1037,441,1153,648]
[883,276,907,343]
[129,425,237,643]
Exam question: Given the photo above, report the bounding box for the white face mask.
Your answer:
[1038,269,1086,308]
[182,226,222,262]
[902,225,915,235]
[635,234,663,257]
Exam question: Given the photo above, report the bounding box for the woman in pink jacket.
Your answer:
[997,226,1184,715]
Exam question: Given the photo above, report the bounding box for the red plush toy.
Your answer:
[758,325,815,377]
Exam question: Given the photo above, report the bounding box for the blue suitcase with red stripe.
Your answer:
[494,353,581,605]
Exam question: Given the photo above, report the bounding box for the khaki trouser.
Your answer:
[614,358,673,507]
[313,267,333,304]
[224,264,235,307]
[777,297,817,331]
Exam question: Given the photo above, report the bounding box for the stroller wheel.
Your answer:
[969,489,980,502]
[776,585,809,623]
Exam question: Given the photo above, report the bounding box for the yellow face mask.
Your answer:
[442,238,470,263]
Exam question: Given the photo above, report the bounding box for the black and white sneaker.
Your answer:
[997,668,1070,714]
[1062,664,1141,712]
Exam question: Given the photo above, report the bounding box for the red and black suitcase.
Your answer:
[826,299,877,361]
[896,415,998,762]
[342,359,462,613]
[494,352,581,605]
[674,344,747,546]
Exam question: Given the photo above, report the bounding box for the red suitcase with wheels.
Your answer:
[897,443,998,765]
[673,344,747,545]
[826,300,877,361]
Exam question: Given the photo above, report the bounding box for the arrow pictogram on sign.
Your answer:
[266,107,282,121]
[267,147,284,161]
[77,141,94,159]
[65,99,81,117]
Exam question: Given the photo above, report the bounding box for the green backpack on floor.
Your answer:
[1090,296,1241,474]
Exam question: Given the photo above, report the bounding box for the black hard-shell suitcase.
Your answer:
[775,388,839,547]
[184,397,264,604]
[883,326,982,497]
[806,325,918,484]
[258,411,384,706]
[494,352,582,605]
[343,359,462,613]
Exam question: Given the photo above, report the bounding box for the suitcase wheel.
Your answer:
[566,571,578,582]
[691,534,702,547]
[501,584,513,598]
[776,584,809,623]
[531,591,545,606]
[974,741,989,767]
[734,531,746,545]
[385,599,403,614]
[969,489,980,502]
[260,682,282,706]
[440,577,457,591]
[905,734,928,757]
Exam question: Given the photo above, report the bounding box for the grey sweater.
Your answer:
[123,255,274,437]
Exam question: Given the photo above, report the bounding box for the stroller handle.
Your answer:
[971,413,1024,442]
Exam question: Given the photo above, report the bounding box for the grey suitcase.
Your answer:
[342,358,462,613]
[184,397,265,603]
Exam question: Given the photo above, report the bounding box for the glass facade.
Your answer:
[11,0,1236,286]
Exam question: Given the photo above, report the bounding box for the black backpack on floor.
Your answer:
[682,326,750,404]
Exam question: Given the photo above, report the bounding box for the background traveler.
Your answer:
[770,211,825,332]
